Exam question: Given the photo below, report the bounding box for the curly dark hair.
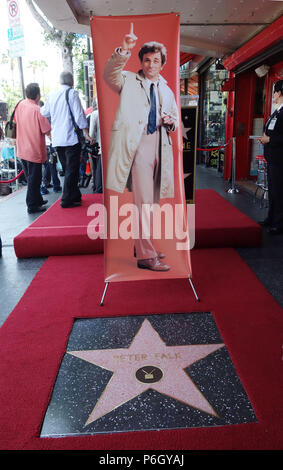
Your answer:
[138,42,167,66]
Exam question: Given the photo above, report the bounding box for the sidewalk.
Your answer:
[0,179,93,326]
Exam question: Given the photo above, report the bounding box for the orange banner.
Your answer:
[90,13,192,282]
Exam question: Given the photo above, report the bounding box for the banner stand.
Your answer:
[188,275,200,301]
[99,277,199,306]
[100,282,109,306]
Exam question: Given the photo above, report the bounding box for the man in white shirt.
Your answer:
[103,25,178,270]
[41,72,93,208]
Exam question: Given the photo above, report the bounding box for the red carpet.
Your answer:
[194,189,262,248]
[0,248,282,450]
[13,190,262,258]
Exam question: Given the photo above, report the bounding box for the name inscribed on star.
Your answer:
[113,352,182,362]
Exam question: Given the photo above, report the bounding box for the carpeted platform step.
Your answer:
[13,189,262,258]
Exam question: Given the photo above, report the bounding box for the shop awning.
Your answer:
[180,52,196,66]
[224,15,283,72]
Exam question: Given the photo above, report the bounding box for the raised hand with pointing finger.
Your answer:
[122,23,138,52]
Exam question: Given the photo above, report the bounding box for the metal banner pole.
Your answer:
[188,275,200,302]
[228,137,239,194]
[100,282,109,306]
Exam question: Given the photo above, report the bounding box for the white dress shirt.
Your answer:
[40,85,88,147]
[145,78,161,127]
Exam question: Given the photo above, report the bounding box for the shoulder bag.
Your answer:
[65,88,85,146]
[5,100,22,139]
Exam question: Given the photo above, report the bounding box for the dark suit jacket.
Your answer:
[264,105,283,165]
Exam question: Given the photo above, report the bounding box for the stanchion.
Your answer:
[0,169,24,184]
[227,137,239,194]
[13,145,18,190]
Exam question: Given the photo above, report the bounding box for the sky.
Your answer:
[0,0,67,98]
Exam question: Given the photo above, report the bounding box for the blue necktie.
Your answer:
[147,83,157,134]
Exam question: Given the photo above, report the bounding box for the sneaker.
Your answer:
[53,187,62,193]
[40,187,49,195]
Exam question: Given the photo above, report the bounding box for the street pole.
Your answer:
[84,61,89,108]
[87,36,91,105]
[17,56,25,98]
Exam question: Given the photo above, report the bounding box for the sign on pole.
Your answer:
[7,0,25,57]
[7,25,25,57]
[7,0,21,26]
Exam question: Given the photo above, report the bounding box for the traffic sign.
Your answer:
[7,0,21,27]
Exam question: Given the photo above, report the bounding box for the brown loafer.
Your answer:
[137,257,170,271]
[134,247,165,259]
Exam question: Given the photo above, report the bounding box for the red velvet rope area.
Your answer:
[0,140,231,183]
[0,169,24,184]
[196,139,232,152]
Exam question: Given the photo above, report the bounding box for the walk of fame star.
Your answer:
[182,120,192,139]
[68,319,224,426]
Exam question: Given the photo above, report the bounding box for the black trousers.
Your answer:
[21,159,44,210]
[267,162,283,229]
[56,144,81,205]
[42,145,61,191]
[91,155,103,193]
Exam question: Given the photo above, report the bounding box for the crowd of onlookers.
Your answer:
[0,72,103,256]
[0,71,102,214]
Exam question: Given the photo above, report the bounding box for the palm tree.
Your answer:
[25,0,78,74]
[27,59,47,92]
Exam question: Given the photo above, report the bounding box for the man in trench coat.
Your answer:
[103,25,179,271]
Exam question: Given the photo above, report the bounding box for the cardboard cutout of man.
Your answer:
[104,23,179,271]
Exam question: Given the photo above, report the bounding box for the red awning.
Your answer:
[180,52,195,66]
[224,15,283,71]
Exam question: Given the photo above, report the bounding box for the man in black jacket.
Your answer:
[259,79,283,235]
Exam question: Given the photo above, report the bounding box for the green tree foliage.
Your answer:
[1,80,22,114]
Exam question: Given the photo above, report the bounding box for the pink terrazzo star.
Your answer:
[68,319,224,426]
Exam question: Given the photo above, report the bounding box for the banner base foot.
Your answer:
[188,275,200,302]
[100,282,109,306]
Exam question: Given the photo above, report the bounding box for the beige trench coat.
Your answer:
[103,49,179,199]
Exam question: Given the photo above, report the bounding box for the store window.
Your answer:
[250,75,266,176]
[201,62,228,171]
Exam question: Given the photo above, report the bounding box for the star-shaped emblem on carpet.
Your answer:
[68,319,224,426]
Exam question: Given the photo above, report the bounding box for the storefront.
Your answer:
[198,61,228,172]
[223,15,283,181]
[180,55,229,178]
